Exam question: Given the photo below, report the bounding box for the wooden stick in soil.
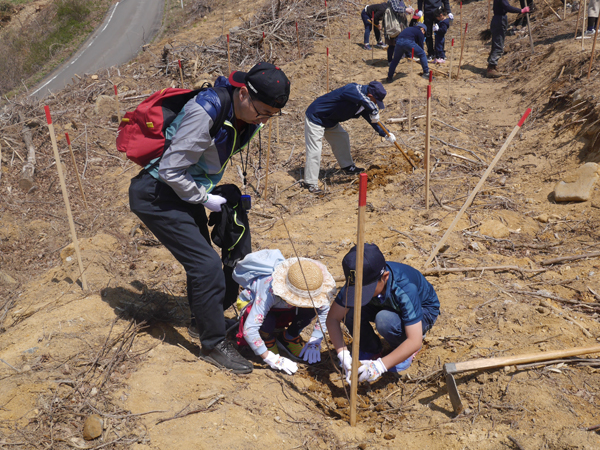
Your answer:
[44,106,88,291]
[65,132,88,209]
[587,20,600,78]
[377,121,417,168]
[262,120,273,199]
[348,31,351,62]
[296,22,301,58]
[424,108,531,267]
[326,0,331,39]
[178,60,184,88]
[18,113,36,192]
[564,0,567,20]
[487,0,492,25]
[459,2,463,42]
[327,47,330,92]
[227,35,231,75]
[350,173,368,427]
[409,48,414,132]
[541,0,562,20]
[448,38,454,106]
[526,13,535,54]
[575,0,583,38]
[456,23,468,78]
[372,11,375,61]
[582,0,587,50]
[425,84,431,210]
[114,85,121,124]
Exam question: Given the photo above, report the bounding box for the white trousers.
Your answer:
[303,116,354,186]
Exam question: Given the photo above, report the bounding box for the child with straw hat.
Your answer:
[232,250,336,374]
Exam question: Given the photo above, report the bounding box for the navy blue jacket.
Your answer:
[396,26,426,49]
[418,0,451,16]
[493,0,521,16]
[306,83,385,136]
[436,18,450,35]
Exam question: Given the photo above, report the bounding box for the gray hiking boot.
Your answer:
[199,339,253,374]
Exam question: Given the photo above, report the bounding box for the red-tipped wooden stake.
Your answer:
[564,0,567,19]
[227,34,231,75]
[113,85,121,124]
[448,38,454,105]
[45,106,88,291]
[456,23,468,79]
[348,31,351,62]
[588,20,600,78]
[350,172,368,427]
[263,120,273,199]
[65,132,88,209]
[326,47,330,92]
[459,2,463,42]
[487,0,492,25]
[296,22,301,58]
[575,0,583,38]
[371,11,375,61]
[424,108,532,267]
[178,60,184,88]
[409,48,414,132]
[326,0,331,39]
[425,85,431,210]
[429,70,433,85]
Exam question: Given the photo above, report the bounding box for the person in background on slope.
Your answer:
[326,244,440,384]
[486,0,530,78]
[586,0,599,36]
[418,0,452,59]
[383,0,414,65]
[362,3,389,50]
[302,81,394,194]
[232,250,336,374]
[387,23,431,82]
[129,63,290,375]
[433,7,450,64]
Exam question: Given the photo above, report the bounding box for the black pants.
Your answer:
[488,14,507,66]
[424,13,436,56]
[129,170,227,350]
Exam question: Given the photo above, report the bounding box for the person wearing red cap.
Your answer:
[129,62,290,375]
[326,243,440,384]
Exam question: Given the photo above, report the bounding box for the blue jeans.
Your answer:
[343,302,437,354]
[435,30,446,59]
[388,38,429,79]
[488,15,507,66]
[361,10,381,44]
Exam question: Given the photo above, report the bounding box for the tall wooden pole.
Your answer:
[526,13,535,54]
[456,23,468,78]
[459,2,463,43]
[326,0,331,39]
[263,120,273,199]
[371,11,375,61]
[296,22,301,58]
[588,20,600,78]
[425,85,431,210]
[424,108,532,266]
[575,0,583,38]
[564,0,567,20]
[45,106,88,291]
[409,48,414,132]
[350,173,368,427]
[487,0,492,25]
[448,38,454,106]
[582,0,587,50]
[227,34,231,75]
[348,31,351,62]
[65,132,88,209]
[326,47,330,92]
[113,85,121,124]
[178,60,184,88]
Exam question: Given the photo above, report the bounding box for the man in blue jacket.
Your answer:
[303,81,395,194]
[387,23,430,82]
[129,62,290,374]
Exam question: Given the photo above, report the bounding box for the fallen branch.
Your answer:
[540,251,600,266]
[506,289,600,307]
[540,299,594,338]
[422,265,546,276]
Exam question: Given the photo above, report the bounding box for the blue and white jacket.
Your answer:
[305,83,386,136]
[147,77,261,204]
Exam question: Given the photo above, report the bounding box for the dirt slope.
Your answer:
[1,0,600,448]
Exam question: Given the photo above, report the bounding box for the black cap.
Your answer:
[339,243,386,308]
[367,81,387,110]
[229,62,290,108]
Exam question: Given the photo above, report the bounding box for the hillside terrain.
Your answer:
[1,0,600,449]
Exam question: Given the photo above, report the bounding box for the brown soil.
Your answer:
[1,0,600,449]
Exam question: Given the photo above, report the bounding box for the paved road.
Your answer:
[30,0,164,99]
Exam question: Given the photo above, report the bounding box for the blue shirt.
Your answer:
[335,262,440,326]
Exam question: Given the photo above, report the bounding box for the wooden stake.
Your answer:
[263,121,272,199]
[113,85,121,124]
[459,2,463,43]
[350,172,368,427]
[263,31,268,60]
[582,0,587,50]
[425,85,431,210]
[277,116,280,144]
[526,13,535,54]
[371,11,375,61]
[227,34,231,75]
[487,0,492,25]
[575,0,583,38]
[564,0,567,19]
[326,0,331,39]
[448,38,454,106]
[377,121,417,168]
[348,31,351,62]
[409,48,414,132]
[326,47,330,92]
[456,23,468,78]
[588,20,600,78]
[178,60,184,88]
[424,108,531,267]
[65,132,88,209]
[540,0,562,20]
[44,106,88,291]
[296,22,301,58]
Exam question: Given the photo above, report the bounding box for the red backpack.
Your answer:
[116,84,231,166]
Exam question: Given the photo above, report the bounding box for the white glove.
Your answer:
[448,12,454,20]
[264,351,298,375]
[385,133,396,144]
[415,10,423,18]
[203,194,227,212]
[337,349,353,384]
[433,23,439,32]
[357,358,387,383]
[299,336,322,364]
[369,112,380,123]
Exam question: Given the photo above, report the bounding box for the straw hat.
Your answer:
[271,257,336,308]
